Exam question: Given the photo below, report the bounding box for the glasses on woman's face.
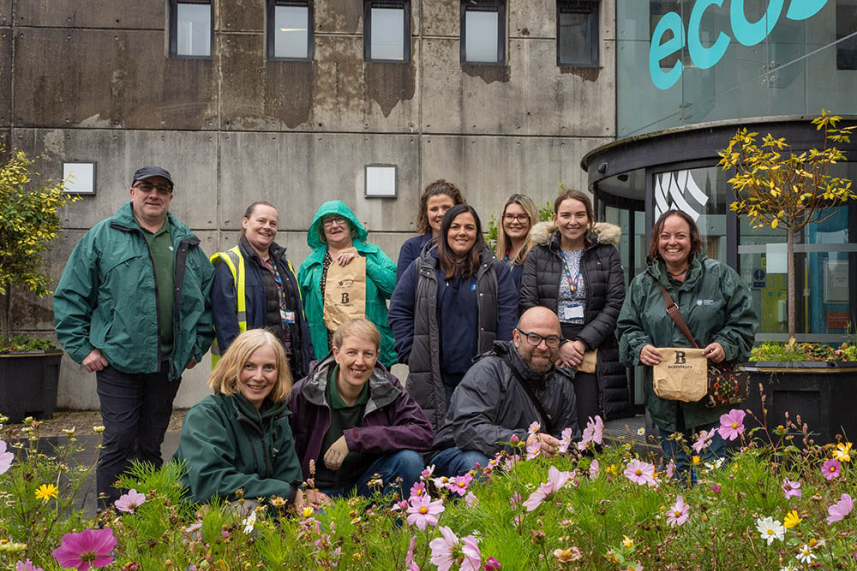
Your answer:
[322,216,347,227]
[503,214,530,223]
[516,329,562,348]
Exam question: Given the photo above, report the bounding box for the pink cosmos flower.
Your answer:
[827,493,854,525]
[410,482,427,499]
[430,526,460,571]
[526,440,541,460]
[523,466,572,511]
[717,409,745,441]
[558,427,574,454]
[0,440,13,475]
[577,416,604,451]
[52,528,116,571]
[421,465,436,481]
[623,459,656,486]
[460,534,482,571]
[528,422,541,437]
[509,491,521,509]
[822,458,841,481]
[589,459,600,479]
[667,495,690,527]
[483,557,501,570]
[114,489,146,513]
[407,495,444,530]
[16,560,42,571]
[665,459,675,480]
[782,478,802,499]
[452,473,473,497]
[692,429,714,454]
[464,492,479,507]
[405,535,418,569]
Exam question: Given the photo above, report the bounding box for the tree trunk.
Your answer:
[787,228,796,340]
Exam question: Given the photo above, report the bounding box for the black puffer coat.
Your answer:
[519,222,633,420]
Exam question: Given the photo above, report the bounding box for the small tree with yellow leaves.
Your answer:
[0,148,80,343]
[718,111,856,340]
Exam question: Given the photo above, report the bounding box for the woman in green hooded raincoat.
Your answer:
[298,201,398,368]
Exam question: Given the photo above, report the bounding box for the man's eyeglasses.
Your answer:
[503,214,530,223]
[516,329,562,348]
[134,182,172,196]
[322,216,348,227]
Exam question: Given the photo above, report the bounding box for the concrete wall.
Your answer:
[1,0,616,409]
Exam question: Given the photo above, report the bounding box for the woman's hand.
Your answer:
[304,489,332,508]
[639,344,663,366]
[702,342,725,363]
[556,340,586,367]
[336,251,356,266]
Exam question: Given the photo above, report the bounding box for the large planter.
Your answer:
[744,361,857,446]
[0,350,63,423]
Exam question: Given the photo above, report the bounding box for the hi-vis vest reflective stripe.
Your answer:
[209,246,303,369]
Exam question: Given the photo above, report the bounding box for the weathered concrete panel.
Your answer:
[221,0,264,32]
[0,29,9,126]
[13,128,218,230]
[421,38,614,137]
[422,135,612,220]
[15,0,163,29]
[421,0,458,37]
[0,0,9,26]
[510,0,615,40]
[316,0,364,34]
[14,29,217,130]
[219,132,419,233]
[220,34,418,131]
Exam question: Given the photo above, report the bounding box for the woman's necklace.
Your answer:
[667,267,688,278]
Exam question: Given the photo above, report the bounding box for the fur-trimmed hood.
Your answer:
[530,221,622,248]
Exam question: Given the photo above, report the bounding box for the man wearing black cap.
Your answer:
[54,166,215,507]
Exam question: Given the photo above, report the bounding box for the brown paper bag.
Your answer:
[574,350,598,374]
[323,250,367,331]
[652,348,707,402]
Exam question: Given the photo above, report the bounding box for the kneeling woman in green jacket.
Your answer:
[174,329,328,508]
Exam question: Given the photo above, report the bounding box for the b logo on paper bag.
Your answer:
[674,351,687,365]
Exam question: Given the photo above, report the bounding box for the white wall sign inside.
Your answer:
[365,164,397,198]
[63,162,96,194]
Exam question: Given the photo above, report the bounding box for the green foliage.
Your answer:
[0,148,80,298]
[750,338,857,362]
[0,334,56,353]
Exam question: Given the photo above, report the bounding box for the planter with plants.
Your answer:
[718,111,857,445]
[0,148,79,422]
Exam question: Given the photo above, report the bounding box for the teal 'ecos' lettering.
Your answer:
[649,0,829,90]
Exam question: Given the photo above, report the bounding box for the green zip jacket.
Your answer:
[53,202,215,380]
[298,201,397,367]
[173,393,302,504]
[617,254,758,431]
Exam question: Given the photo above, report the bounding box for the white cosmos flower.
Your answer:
[755,516,785,545]
[796,544,816,564]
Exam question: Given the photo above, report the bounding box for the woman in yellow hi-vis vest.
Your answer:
[211,201,314,379]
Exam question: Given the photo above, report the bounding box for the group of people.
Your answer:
[53,165,757,509]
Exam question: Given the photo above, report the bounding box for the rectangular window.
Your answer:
[170,0,213,58]
[461,0,506,65]
[63,162,97,195]
[364,1,411,63]
[557,0,599,67]
[268,0,313,60]
[837,0,857,70]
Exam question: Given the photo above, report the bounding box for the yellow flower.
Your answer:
[301,507,313,518]
[622,535,634,548]
[784,510,802,529]
[605,464,617,475]
[692,455,701,465]
[35,483,58,502]
[833,442,852,463]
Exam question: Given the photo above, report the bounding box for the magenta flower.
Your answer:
[523,466,572,511]
[577,416,604,450]
[667,495,690,527]
[410,481,427,500]
[710,484,721,494]
[827,493,854,525]
[52,528,116,571]
[451,473,473,497]
[430,526,460,571]
[623,459,656,486]
[717,409,745,441]
[114,489,146,513]
[16,560,43,571]
[407,495,445,530]
[691,429,714,454]
[421,465,436,481]
[822,458,842,480]
[0,440,13,475]
[483,557,501,570]
[782,478,802,499]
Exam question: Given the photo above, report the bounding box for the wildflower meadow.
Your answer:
[0,404,855,570]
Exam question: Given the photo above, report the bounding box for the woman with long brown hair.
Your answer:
[389,204,518,429]
[495,193,539,293]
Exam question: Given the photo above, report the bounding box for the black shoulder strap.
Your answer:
[501,354,553,433]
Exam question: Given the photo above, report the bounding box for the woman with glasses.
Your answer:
[520,189,632,424]
[396,179,466,283]
[298,201,398,368]
[389,204,518,430]
[495,194,539,293]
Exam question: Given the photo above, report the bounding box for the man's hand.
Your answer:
[323,435,349,470]
[186,357,198,370]
[526,433,562,459]
[82,349,109,372]
[556,340,586,367]
[702,342,725,363]
[639,344,663,366]
[304,489,332,508]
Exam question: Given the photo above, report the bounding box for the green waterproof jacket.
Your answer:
[617,254,758,431]
[173,393,302,504]
[53,202,215,380]
[297,201,397,367]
